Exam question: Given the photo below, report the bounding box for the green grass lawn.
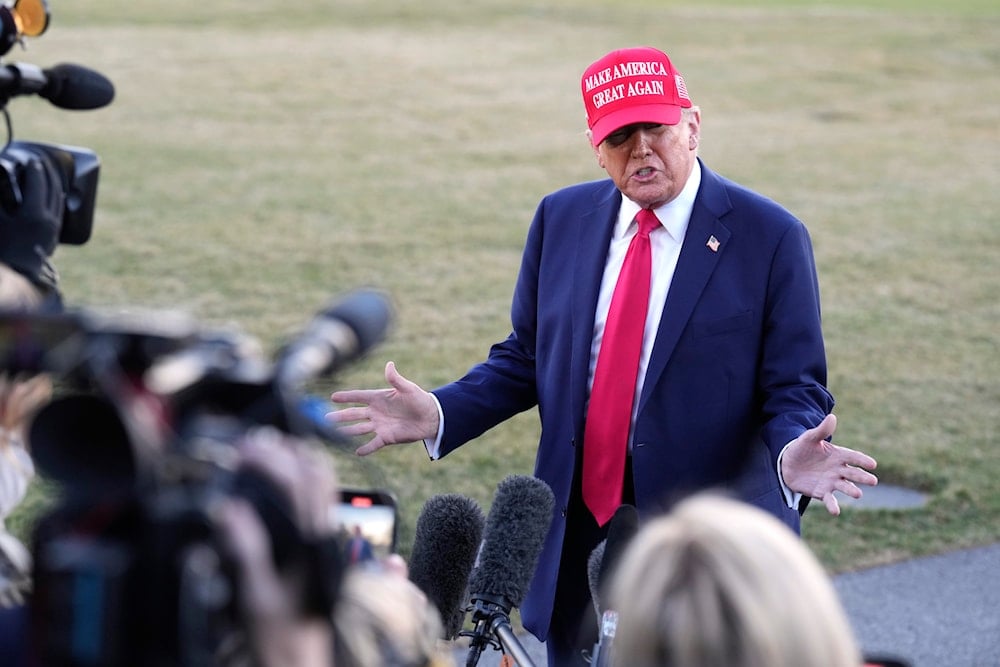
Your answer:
[7,0,998,576]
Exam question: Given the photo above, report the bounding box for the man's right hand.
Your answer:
[327,361,439,456]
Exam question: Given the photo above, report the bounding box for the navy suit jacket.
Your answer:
[432,159,834,640]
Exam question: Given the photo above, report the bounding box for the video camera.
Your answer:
[1,288,393,666]
[0,0,114,292]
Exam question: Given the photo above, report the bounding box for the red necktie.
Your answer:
[583,208,659,526]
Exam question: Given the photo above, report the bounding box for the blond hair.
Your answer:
[609,494,860,667]
[333,566,453,667]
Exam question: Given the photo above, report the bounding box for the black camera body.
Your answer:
[0,139,100,245]
[28,409,324,667]
[29,453,255,667]
[8,311,313,666]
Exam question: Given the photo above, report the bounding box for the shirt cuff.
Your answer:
[423,394,445,460]
[777,442,803,510]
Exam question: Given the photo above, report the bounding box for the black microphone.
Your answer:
[596,503,638,600]
[464,475,554,667]
[143,289,391,445]
[408,494,485,639]
[275,288,393,387]
[587,504,639,667]
[0,62,115,109]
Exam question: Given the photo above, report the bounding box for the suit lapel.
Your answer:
[570,184,620,430]
[638,165,732,414]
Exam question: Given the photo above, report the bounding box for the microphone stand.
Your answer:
[462,595,537,667]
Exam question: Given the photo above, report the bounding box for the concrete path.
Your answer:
[834,542,1000,666]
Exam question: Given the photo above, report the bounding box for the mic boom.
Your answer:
[408,494,485,639]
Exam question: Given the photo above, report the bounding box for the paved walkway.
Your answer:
[451,541,1000,666]
[834,542,1000,666]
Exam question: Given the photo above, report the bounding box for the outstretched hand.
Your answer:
[781,414,878,516]
[327,361,440,456]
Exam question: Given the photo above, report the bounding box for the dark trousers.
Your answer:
[545,457,635,667]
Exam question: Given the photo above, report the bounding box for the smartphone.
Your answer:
[334,487,398,565]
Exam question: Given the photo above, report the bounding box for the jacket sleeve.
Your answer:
[757,217,834,450]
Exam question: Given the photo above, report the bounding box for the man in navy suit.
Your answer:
[330,46,878,666]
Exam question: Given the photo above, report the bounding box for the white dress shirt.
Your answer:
[587,161,701,437]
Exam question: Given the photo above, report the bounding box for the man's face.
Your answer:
[592,110,700,210]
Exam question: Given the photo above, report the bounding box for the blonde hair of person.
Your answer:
[609,493,861,667]
[333,564,453,667]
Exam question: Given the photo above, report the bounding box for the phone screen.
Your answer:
[334,488,398,565]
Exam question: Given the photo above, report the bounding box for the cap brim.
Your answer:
[590,104,683,146]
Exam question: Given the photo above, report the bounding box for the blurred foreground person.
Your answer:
[0,264,53,607]
[216,429,453,667]
[0,369,51,606]
[0,152,67,308]
[608,493,861,667]
[0,149,70,604]
[0,263,53,666]
[334,564,453,667]
[214,429,342,667]
[0,145,68,663]
[0,150,80,577]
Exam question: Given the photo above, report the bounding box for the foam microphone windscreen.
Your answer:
[587,538,606,619]
[468,475,555,610]
[41,63,115,110]
[408,493,485,638]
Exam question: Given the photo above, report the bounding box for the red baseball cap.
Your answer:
[581,46,692,146]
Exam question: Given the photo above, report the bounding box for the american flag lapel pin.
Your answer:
[706,235,720,252]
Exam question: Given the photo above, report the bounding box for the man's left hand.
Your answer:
[781,414,878,516]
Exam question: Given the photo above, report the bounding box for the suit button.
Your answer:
[561,506,567,518]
